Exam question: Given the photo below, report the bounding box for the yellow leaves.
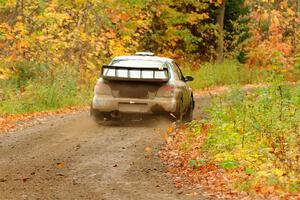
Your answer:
[108,40,127,56]
[260,11,269,21]
[108,32,138,56]
[135,19,149,29]
[187,12,209,25]
[14,22,27,36]
[279,1,288,10]
[214,152,235,162]
[0,22,10,32]
[0,66,12,80]
[0,0,14,8]
[105,29,116,39]
[36,10,70,23]
[272,15,280,27]
[223,122,235,132]
[261,0,275,2]
[256,168,284,179]
[272,168,284,177]
[37,35,48,42]
[78,30,89,42]
[286,8,295,16]
[84,58,98,70]
[209,0,222,5]
[74,0,85,6]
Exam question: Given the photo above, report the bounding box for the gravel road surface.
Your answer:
[0,96,212,200]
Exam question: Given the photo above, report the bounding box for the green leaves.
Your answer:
[204,84,300,193]
[218,160,239,169]
[244,168,255,175]
[38,0,45,11]
[0,0,8,6]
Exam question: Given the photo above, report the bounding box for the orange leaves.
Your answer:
[245,0,297,69]
[56,162,65,169]
[159,120,291,199]
[167,126,174,134]
[159,123,237,198]
[105,29,116,39]
[160,84,300,199]
[0,106,88,133]
[110,12,131,24]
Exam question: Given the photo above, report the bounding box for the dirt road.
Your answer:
[0,96,211,200]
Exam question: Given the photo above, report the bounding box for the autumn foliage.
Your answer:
[161,84,300,199]
[244,0,300,69]
[0,1,299,198]
[0,0,299,81]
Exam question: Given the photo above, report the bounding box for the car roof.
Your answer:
[112,55,173,63]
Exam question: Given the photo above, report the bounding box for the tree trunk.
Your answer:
[73,0,90,71]
[274,0,281,9]
[294,0,299,55]
[21,0,24,17]
[15,0,20,17]
[15,0,24,19]
[217,0,227,63]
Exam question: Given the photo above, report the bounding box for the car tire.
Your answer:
[174,103,184,124]
[183,100,194,123]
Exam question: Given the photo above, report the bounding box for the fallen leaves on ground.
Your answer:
[159,124,300,200]
[56,162,65,169]
[0,106,88,133]
[144,147,152,153]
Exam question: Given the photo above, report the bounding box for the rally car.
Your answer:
[90,52,194,123]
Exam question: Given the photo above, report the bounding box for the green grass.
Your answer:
[200,83,300,193]
[181,60,271,89]
[0,66,92,116]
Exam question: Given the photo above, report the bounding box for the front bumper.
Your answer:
[92,95,178,114]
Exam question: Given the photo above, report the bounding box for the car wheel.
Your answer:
[174,103,184,124]
[183,100,194,123]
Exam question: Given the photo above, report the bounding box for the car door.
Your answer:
[170,62,190,113]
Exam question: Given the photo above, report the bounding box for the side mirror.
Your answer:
[184,76,194,82]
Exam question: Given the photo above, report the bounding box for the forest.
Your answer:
[0,0,300,199]
[0,1,299,106]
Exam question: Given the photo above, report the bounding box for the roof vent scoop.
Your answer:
[135,52,155,56]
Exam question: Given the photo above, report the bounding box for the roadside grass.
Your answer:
[0,65,92,117]
[203,83,300,195]
[161,61,300,198]
[181,60,298,90]
[164,83,300,197]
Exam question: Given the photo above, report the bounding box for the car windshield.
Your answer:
[111,60,164,68]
